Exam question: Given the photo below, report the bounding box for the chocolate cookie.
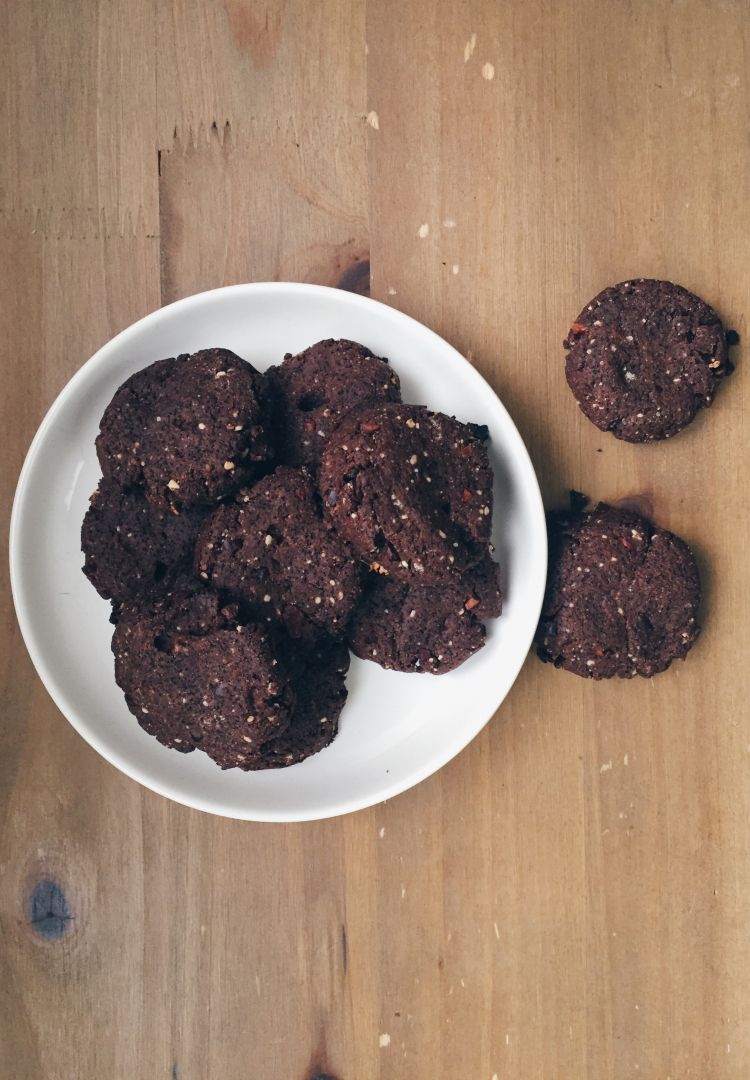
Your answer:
[255,633,350,768]
[564,279,732,442]
[112,579,295,768]
[536,496,701,679]
[81,477,208,606]
[348,551,502,673]
[97,349,274,511]
[268,339,401,471]
[96,355,182,488]
[195,466,363,640]
[319,402,493,583]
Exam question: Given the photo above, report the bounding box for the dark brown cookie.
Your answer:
[195,466,363,640]
[267,338,401,471]
[112,579,295,768]
[252,633,350,768]
[536,496,701,679]
[81,477,208,606]
[96,355,182,488]
[564,279,732,442]
[348,551,502,673]
[319,402,493,583]
[140,348,274,510]
[97,349,274,512]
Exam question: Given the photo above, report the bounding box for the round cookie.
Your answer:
[96,354,183,487]
[268,338,401,471]
[195,466,364,640]
[536,496,701,679]
[253,633,350,769]
[97,348,274,512]
[139,348,274,510]
[112,579,295,768]
[81,477,209,606]
[319,402,493,583]
[564,279,732,442]
[348,551,503,673]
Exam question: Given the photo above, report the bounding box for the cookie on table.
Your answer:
[97,348,274,511]
[268,338,401,471]
[81,476,209,606]
[348,550,502,673]
[195,466,364,640]
[564,279,734,442]
[319,402,493,584]
[536,495,701,679]
[112,579,295,768]
[256,632,350,768]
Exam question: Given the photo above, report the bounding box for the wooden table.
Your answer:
[2,2,748,1077]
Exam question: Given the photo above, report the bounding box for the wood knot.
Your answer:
[337,259,370,296]
[29,879,73,939]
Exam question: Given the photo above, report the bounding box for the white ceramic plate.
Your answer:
[10,283,546,821]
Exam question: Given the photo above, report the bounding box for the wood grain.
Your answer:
[1,1,749,1077]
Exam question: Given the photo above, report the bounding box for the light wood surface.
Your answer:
[1,2,749,1077]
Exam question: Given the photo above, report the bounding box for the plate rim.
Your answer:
[9,281,547,821]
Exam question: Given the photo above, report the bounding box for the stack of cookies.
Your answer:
[82,340,502,770]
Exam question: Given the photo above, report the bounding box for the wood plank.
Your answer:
[156,0,367,147]
[150,6,371,1076]
[159,118,368,304]
[156,0,368,302]
[0,0,158,237]
[0,226,162,1077]
[367,1,750,1078]
[0,228,47,1080]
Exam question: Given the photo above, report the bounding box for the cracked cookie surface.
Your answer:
[112,579,295,768]
[536,497,701,679]
[564,279,731,442]
[319,402,493,584]
[97,348,274,511]
[82,476,209,606]
[195,466,363,641]
[256,632,350,768]
[348,551,502,673]
[268,338,401,471]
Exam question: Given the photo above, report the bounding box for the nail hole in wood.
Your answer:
[612,493,655,521]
